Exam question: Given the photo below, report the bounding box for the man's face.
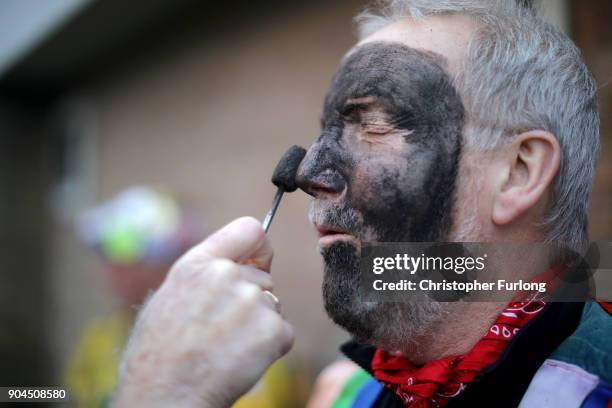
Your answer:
[297,35,468,349]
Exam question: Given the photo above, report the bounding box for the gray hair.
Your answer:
[356,0,600,254]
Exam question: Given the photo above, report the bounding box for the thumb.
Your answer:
[194,217,273,271]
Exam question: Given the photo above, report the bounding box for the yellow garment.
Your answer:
[65,312,296,408]
[233,359,294,408]
[64,312,132,408]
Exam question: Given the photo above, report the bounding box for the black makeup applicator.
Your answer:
[262,145,307,232]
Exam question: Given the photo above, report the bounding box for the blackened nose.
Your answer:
[297,169,345,197]
[296,144,345,198]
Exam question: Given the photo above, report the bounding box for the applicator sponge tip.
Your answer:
[271,145,306,192]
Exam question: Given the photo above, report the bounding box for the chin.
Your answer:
[321,241,446,350]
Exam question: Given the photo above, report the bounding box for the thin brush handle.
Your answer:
[262,189,284,233]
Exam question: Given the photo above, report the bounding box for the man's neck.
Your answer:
[401,301,507,365]
[396,244,557,364]
[402,301,508,364]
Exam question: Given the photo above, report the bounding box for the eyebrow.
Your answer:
[322,96,388,126]
[336,96,382,118]
[343,96,378,111]
[320,97,380,127]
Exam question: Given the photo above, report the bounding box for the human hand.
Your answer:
[113,217,294,408]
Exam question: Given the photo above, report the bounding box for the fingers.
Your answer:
[178,216,290,351]
[260,293,293,357]
[241,235,274,273]
[256,304,294,359]
[241,230,273,272]
[277,319,295,357]
[197,260,279,313]
[261,290,281,313]
[229,281,294,358]
[239,264,274,291]
[117,217,292,408]
[195,217,272,269]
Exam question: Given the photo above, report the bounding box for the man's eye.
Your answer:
[361,123,393,135]
[337,106,359,121]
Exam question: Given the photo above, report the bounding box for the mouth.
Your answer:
[315,224,359,249]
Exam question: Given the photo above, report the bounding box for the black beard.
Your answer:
[321,241,446,351]
[322,242,376,343]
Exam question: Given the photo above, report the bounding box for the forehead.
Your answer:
[324,42,450,111]
[356,14,477,74]
[322,40,465,139]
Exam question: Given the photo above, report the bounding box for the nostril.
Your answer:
[298,170,345,198]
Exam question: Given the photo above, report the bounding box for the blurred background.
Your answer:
[0,0,610,406]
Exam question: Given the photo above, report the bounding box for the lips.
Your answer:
[315,224,359,249]
[315,224,349,236]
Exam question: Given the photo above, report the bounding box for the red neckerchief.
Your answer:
[370,265,564,408]
[598,302,612,315]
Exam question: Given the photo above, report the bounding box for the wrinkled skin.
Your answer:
[296,42,465,349]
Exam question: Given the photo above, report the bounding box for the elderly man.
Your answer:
[113,1,611,407]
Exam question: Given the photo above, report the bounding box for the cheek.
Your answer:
[351,156,401,202]
[455,158,493,218]
[349,146,434,208]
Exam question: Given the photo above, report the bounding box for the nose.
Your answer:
[296,141,346,198]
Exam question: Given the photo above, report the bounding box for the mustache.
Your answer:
[308,201,362,236]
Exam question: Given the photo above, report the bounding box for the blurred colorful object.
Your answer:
[77,186,198,265]
[65,312,132,408]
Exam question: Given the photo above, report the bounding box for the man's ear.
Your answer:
[492,131,561,226]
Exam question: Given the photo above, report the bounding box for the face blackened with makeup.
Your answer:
[296,42,465,349]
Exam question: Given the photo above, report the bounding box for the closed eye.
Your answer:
[362,123,393,135]
[336,105,360,122]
